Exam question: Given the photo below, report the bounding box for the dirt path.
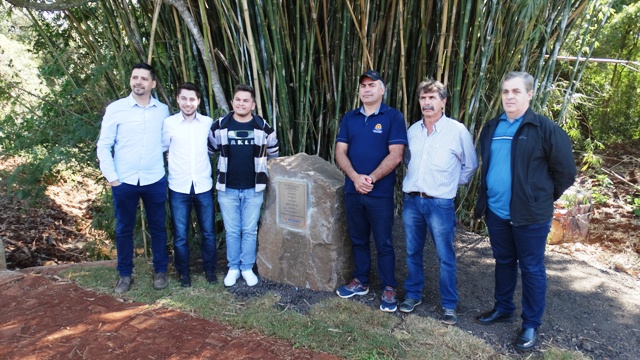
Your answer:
[0,265,337,360]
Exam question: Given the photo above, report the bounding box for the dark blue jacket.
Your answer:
[474,108,576,226]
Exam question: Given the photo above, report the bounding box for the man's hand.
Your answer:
[354,174,374,194]
[110,180,122,187]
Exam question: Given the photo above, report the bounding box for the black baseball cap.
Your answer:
[359,70,384,84]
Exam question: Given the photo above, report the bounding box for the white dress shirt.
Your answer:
[96,93,169,185]
[402,114,478,199]
[162,112,214,194]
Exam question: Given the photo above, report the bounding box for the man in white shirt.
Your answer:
[398,79,478,325]
[96,63,170,294]
[162,82,217,287]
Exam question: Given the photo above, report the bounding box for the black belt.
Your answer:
[408,192,434,199]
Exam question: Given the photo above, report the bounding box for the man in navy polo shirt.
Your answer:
[335,70,408,312]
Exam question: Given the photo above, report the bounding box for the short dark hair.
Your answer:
[132,63,157,80]
[234,84,255,101]
[416,78,447,100]
[503,71,534,93]
[177,82,200,99]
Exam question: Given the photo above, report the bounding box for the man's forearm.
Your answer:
[369,145,404,183]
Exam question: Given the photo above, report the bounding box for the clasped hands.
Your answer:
[354,174,374,194]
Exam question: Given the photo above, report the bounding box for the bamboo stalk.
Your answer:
[147,0,163,64]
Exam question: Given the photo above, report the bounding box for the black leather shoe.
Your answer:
[514,327,538,351]
[475,309,514,325]
[179,274,191,287]
[205,272,217,284]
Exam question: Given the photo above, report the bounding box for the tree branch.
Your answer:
[6,0,95,11]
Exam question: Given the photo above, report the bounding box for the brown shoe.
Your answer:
[115,276,133,295]
[153,272,168,290]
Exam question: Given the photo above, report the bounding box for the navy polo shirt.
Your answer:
[336,103,408,197]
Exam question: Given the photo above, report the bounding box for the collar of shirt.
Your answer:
[420,113,447,134]
[126,92,159,109]
[359,105,381,116]
[499,112,524,124]
[181,112,203,123]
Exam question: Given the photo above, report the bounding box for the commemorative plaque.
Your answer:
[277,179,308,229]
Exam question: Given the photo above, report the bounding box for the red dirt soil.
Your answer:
[0,266,337,360]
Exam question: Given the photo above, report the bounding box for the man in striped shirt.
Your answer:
[398,79,478,325]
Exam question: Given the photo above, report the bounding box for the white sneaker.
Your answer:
[241,269,258,287]
[224,269,240,287]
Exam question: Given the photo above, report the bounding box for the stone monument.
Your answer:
[256,153,352,291]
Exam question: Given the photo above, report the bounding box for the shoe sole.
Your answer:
[336,288,369,299]
[380,304,397,312]
[475,317,514,326]
[441,318,458,325]
[398,300,422,313]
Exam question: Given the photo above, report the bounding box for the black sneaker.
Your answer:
[179,274,191,287]
[153,272,168,290]
[205,272,217,284]
[115,276,133,295]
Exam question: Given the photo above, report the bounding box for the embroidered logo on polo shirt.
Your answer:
[373,123,383,134]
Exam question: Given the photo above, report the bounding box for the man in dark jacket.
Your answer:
[474,71,576,351]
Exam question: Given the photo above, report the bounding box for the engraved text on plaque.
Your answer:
[277,180,308,229]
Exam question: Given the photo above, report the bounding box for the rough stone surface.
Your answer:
[257,153,352,291]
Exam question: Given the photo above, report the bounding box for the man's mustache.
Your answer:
[422,105,434,111]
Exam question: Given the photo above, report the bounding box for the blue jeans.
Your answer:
[344,193,396,289]
[217,188,263,271]
[111,177,169,277]
[485,208,551,329]
[402,194,457,308]
[169,186,217,276]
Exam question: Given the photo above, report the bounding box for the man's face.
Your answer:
[501,77,533,119]
[419,90,446,119]
[232,90,255,117]
[177,89,200,117]
[358,78,385,106]
[129,68,156,98]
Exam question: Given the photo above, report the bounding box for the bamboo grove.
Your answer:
[6,0,613,220]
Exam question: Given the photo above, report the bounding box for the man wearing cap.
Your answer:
[335,70,408,312]
[398,79,478,326]
[474,71,576,351]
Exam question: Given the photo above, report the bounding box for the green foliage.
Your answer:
[590,174,613,204]
[2,0,604,241]
[628,194,640,217]
[559,1,640,146]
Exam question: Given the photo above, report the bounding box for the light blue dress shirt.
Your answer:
[96,93,170,185]
[402,114,478,199]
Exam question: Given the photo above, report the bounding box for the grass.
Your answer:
[60,259,587,360]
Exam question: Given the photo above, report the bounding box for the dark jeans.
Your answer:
[169,187,217,276]
[111,177,169,277]
[344,193,396,289]
[485,208,551,328]
[402,195,457,308]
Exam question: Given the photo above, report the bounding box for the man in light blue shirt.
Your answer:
[97,63,170,294]
[399,79,478,325]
